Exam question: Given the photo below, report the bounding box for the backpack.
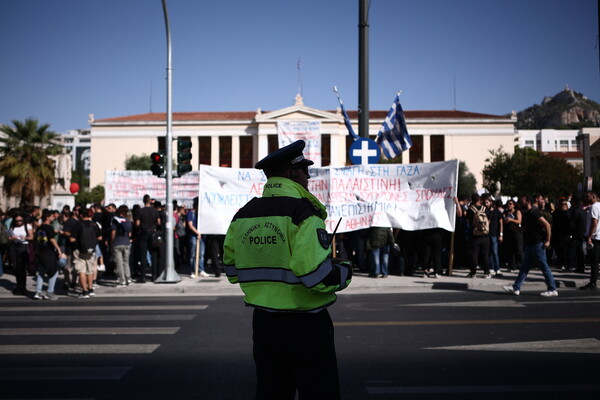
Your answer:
[78,220,98,255]
[470,206,490,236]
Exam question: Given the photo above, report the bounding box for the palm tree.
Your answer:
[0,118,64,205]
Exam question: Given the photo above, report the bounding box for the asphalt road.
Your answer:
[0,289,598,399]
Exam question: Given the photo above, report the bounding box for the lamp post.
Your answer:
[156,0,180,283]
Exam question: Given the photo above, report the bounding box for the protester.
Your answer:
[8,213,34,295]
[366,227,394,278]
[581,191,599,290]
[504,194,558,297]
[111,205,133,287]
[134,194,161,283]
[71,208,102,299]
[502,199,523,272]
[186,197,207,278]
[466,193,491,278]
[33,209,63,300]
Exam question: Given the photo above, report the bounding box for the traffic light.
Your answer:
[150,151,165,177]
[177,136,193,176]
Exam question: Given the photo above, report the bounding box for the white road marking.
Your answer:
[0,327,180,335]
[425,338,600,354]
[0,305,208,312]
[0,344,160,354]
[367,384,600,394]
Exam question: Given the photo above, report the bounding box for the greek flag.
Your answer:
[376,94,412,159]
[334,87,359,140]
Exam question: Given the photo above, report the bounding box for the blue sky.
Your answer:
[1,0,599,133]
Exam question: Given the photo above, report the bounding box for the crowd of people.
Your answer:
[1,190,597,300]
[0,194,223,300]
[334,191,597,293]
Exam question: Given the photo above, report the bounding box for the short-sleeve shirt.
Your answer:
[523,206,545,245]
[589,202,600,240]
[62,218,81,255]
[111,216,132,247]
[186,210,197,236]
[135,206,159,233]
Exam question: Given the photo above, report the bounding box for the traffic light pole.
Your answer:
[156,0,180,283]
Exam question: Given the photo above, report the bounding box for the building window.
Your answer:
[321,134,331,166]
[559,140,569,151]
[524,140,535,149]
[220,136,232,167]
[198,137,211,165]
[430,135,444,162]
[268,135,278,153]
[409,135,423,163]
[239,136,253,168]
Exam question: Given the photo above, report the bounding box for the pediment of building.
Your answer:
[255,96,341,123]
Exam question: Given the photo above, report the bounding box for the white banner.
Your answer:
[198,160,458,235]
[277,121,322,167]
[104,170,199,208]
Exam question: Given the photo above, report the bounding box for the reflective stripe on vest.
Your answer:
[225,258,333,288]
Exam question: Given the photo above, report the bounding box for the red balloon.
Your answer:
[69,182,80,194]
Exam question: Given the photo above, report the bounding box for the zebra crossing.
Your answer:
[0,297,210,397]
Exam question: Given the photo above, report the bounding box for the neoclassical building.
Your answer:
[89,95,517,189]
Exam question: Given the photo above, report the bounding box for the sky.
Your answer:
[1,0,599,133]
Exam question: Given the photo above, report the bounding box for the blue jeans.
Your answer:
[189,235,205,274]
[36,271,58,294]
[370,245,390,276]
[489,236,500,272]
[513,242,556,291]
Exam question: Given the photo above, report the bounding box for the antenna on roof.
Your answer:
[149,80,153,113]
[297,57,303,98]
[453,74,457,111]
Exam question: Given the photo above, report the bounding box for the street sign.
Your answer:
[349,138,380,165]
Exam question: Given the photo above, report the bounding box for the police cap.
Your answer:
[255,140,314,176]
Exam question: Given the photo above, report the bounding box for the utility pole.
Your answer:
[156,0,180,283]
[358,0,370,138]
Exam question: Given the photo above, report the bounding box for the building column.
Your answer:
[330,130,346,166]
[211,136,219,167]
[231,136,240,168]
[256,125,270,162]
[422,135,431,163]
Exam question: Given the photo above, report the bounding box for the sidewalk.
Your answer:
[0,268,592,299]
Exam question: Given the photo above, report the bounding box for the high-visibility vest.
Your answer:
[223,176,351,312]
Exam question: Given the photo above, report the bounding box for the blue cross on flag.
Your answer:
[349,138,381,165]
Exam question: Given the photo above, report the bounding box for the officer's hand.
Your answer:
[333,258,353,280]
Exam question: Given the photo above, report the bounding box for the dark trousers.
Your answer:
[135,231,158,282]
[469,235,490,274]
[420,229,444,274]
[9,243,29,290]
[252,308,340,400]
[589,239,600,284]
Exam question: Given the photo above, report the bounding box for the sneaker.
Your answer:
[503,285,520,295]
[579,282,597,291]
[45,293,59,301]
[199,271,209,277]
[79,291,90,299]
[33,292,43,300]
[495,271,504,277]
[89,289,95,297]
[189,273,197,279]
[483,273,492,279]
[540,290,558,297]
[126,279,133,286]
[117,281,127,287]
[467,272,477,278]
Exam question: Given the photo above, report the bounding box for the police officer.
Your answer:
[223,140,352,400]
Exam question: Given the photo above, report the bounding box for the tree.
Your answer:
[125,154,151,171]
[457,161,477,198]
[483,146,582,199]
[75,185,105,206]
[0,118,64,205]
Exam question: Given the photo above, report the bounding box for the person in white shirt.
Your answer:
[8,214,34,296]
[581,191,600,290]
